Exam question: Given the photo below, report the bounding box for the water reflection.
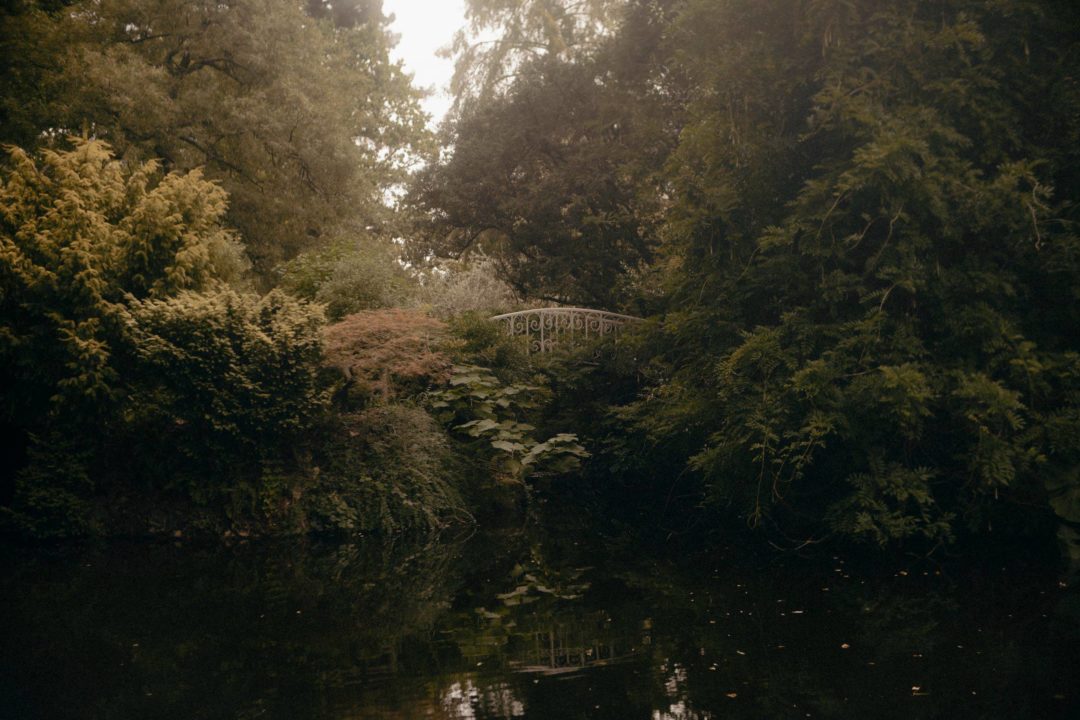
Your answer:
[1,527,1077,719]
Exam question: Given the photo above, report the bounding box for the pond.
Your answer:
[2,517,1078,719]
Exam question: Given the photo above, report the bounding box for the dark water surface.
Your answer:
[2,522,1078,719]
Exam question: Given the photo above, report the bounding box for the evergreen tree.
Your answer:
[0,139,251,533]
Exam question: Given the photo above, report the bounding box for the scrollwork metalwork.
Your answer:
[490,308,641,354]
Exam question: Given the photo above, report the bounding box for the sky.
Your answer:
[382,0,469,127]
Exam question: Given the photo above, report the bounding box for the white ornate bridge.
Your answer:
[490,307,641,354]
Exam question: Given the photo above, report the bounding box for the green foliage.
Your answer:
[314,257,411,321]
[429,364,588,481]
[830,460,955,547]
[445,311,530,371]
[449,0,622,107]
[417,255,520,319]
[1,0,430,276]
[123,289,327,491]
[606,0,1080,549]
[0,2,73,150]
[305,405,470,534]
[522,433,592,474]
[0,139,245,420]
[409,4,673,307]
[278,236,416,320]
[0,140,257,535]
[0,431,98,539]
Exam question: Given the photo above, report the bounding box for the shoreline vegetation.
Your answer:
[2,0,1079,570]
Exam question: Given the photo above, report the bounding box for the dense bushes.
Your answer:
[278,237,416,320]
[322,309,452,401]
[121,289,327,509]
[417,256,520,319]
[413,0,1080,561]
[0,142,474,538]
[593,0,1080,553]
[0,140,258,536]
[0,140,246,428]
[304,405,470,534]
[307,308,473,534]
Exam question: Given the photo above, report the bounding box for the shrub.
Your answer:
[123,288,327,506]
[418,255,519,319]
[305,404,469,534]
[0,432,98,539]
[0,139,248,422]
[446,311,530,372]
[0,139,249,536]
[278,237,415,320]
[429,365,588,484]
[322,309,451,402]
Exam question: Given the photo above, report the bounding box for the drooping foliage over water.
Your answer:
[1,0,1079,567]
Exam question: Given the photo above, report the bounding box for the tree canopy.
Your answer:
[3,0,1080,557]
[409,0,679,307]
[415,0,1080,551]
[629,0,1080,546]
[0,0,429,277]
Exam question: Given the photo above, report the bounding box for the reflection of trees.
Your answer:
[0,535,469,719]
[2,531,1076,719]
[446,548,633,674]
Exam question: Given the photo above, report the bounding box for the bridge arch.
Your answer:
[490,307,641,354]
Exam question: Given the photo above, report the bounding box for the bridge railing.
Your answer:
[490,307,641,354]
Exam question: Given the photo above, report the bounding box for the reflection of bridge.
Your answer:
[491,308,641,354]
[512,624,632,675]
[456,618,636,676]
